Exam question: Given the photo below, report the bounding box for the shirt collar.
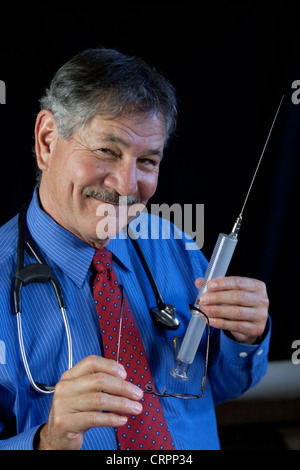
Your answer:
[26,187,132,288]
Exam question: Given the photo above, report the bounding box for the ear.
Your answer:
[35,110,58,172]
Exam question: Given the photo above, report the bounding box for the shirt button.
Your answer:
[239,352,248,358]
[257,349,264,356]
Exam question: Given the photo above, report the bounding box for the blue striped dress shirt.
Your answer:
[0,188,270,450]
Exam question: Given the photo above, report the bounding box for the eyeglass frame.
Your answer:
[117,284,210,400]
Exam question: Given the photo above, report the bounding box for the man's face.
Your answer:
[37,111,165,247]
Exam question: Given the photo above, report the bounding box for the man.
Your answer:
[0,48,270,450]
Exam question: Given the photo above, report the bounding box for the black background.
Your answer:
[0,1,299,360]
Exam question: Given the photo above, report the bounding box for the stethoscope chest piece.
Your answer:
[130,236,180,331]
[150,304,180,330]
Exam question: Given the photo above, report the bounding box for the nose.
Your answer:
[103,158,138,197]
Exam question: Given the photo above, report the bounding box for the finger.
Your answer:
[207,276,267,294]
[65,389,144,416]
[200,289,261,308]
[56,369,143,402]
[195,278,204,289]
[201,304,261,323]
[204,304,267,340]
[40,410,129,450]
[61,355,127,381]
[55,409,129,436]
[208,315,258,340]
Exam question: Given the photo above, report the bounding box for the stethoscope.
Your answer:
[13,202,180,395]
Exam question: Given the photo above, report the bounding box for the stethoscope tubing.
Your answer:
[14,202,73,394]
[14,202,179,394]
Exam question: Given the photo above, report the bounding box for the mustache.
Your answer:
[83,187,141,206]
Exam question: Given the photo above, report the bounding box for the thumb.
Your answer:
[195,278,204,289]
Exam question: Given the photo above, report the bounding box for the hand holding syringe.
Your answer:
[171,95,284,381]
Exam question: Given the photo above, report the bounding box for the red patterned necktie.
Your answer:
[92,248,175,450]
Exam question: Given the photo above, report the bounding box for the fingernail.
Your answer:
[132,402,143,414]
[132,386,144,400]
[200,293,209,304]
[116,416,128,426]
[117,365,127,379]
[208,281,217,290]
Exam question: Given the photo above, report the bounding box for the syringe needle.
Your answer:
[230,94,284,238]
[240,94,285,218]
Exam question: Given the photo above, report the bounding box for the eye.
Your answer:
[97,148,117,157]
[138,157,160,168]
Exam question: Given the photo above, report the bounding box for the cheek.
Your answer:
[72,164,93,184]
[139,172,159,202]
[71,157,107,186]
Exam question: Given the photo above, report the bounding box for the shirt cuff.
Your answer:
[0,424,42,450]
[219,316,271,365]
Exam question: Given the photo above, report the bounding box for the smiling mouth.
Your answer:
[82,187,140,206]
[89,196,119,206]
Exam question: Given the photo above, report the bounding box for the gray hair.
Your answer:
[38,47,177,146]
[35,48,177,181]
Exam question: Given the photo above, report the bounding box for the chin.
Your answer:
[95,216,126,241]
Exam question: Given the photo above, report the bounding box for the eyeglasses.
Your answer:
[117,285,210,400]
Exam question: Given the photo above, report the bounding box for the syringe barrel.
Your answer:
[173,311,207,364]
[171,233,238,380]
[195,233,238,305]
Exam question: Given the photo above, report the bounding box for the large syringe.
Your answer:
[170,95,284,380]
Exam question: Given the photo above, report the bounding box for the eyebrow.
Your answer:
[101,133,130,147]
[97,132,164,159]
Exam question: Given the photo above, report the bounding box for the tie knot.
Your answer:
[93,248,113,273]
